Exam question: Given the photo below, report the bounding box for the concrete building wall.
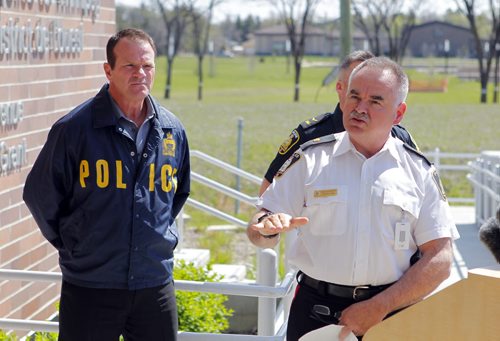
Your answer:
[0,0,116,336]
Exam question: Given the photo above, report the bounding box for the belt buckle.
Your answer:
[352,285,370,300]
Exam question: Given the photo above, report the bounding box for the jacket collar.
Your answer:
[92,84,175,129]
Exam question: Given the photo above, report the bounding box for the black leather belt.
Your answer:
[299,273,393,301]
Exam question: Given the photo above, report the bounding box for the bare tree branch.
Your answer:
[156,0,190,99]
[188,0,224,100]
[268,0,322,102]
[456,0,500,102]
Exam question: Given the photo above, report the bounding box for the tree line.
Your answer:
[116,0,499,104]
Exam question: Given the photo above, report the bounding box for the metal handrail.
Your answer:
[190,150,261,184]
[468,152,500,225]
[0,269,295,298]
[0,267,296,337]
[191,171,258,206]
[186,198,247,228]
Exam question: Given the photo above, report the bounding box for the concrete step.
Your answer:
[174,248,210,267]
[210,264,247,282]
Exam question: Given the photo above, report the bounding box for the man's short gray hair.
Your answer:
[350,56,409,104]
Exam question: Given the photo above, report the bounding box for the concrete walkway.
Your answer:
[437,206,497,291]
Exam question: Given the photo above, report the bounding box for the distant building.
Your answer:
[407,21,476,58]
[253,25,366,56]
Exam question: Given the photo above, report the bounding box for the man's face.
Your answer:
[104,37,155,104]
[342,66,406,153]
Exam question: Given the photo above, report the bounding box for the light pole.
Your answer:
[340,0,352,60]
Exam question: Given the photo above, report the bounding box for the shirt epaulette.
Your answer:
[403,143,431,167]
[299,112,331,130]
[300,133,337,151]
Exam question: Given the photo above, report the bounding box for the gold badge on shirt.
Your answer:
[163,133,176,157]
[313,189,338,198]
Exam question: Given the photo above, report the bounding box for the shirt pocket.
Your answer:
[382,187,420,221]
[303,185,348,236]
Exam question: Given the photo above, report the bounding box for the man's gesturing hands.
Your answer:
[250,211,309,237]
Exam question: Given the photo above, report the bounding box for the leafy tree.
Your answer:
[174,261,233,333]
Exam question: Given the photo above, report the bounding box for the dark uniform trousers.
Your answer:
[287,273,399,341]
[58,280,178,341]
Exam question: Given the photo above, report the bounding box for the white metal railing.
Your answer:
[424,148,479,204]
[467,151,500,226]
[0,148,488,338]
[190,150,261,184]
[0,252,295,339]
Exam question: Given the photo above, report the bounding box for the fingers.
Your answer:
[338,325,353,341]
[290,216,309,227]
[251,213,308,234]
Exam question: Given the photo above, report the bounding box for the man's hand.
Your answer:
[250,212,309,236]
[247,211,308,248]
[338,299,388,338]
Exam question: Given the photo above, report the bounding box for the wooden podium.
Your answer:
[364,265,500,341]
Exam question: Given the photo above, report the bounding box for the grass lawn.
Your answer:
[151,55,500,266]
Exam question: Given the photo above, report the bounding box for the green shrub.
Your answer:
[0,327,58,340]
[174,260,233,333]
[0,330,16,341]
[30,332,58,341]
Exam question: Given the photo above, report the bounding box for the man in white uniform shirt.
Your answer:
[248,57,459,340]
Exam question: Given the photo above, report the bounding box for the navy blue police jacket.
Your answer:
[264,103,418,182]
[23,84,190,290]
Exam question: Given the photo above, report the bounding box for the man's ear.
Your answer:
[336,80,342,91]
[393,102,407,124]
[103,63,112,81]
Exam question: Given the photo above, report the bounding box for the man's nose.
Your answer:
[355,100,368,114]
[133,66,146,76]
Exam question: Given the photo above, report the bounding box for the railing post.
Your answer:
[477,158,485,224]
[235,118,244,215]
[484,160,492,222]
[257,248,277,336]
[470,159,481,226]
[433,147,440,173]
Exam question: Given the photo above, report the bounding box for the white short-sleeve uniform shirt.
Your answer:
[259,132,459,286]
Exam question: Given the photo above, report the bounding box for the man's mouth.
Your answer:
[349,111,369,123]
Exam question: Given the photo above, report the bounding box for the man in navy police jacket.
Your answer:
[23,29,190,340]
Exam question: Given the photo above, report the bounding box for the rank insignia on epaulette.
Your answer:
[432,169,447,202]
[278,130,300,155]
[276,152,301,178]
[163,133,176,157]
